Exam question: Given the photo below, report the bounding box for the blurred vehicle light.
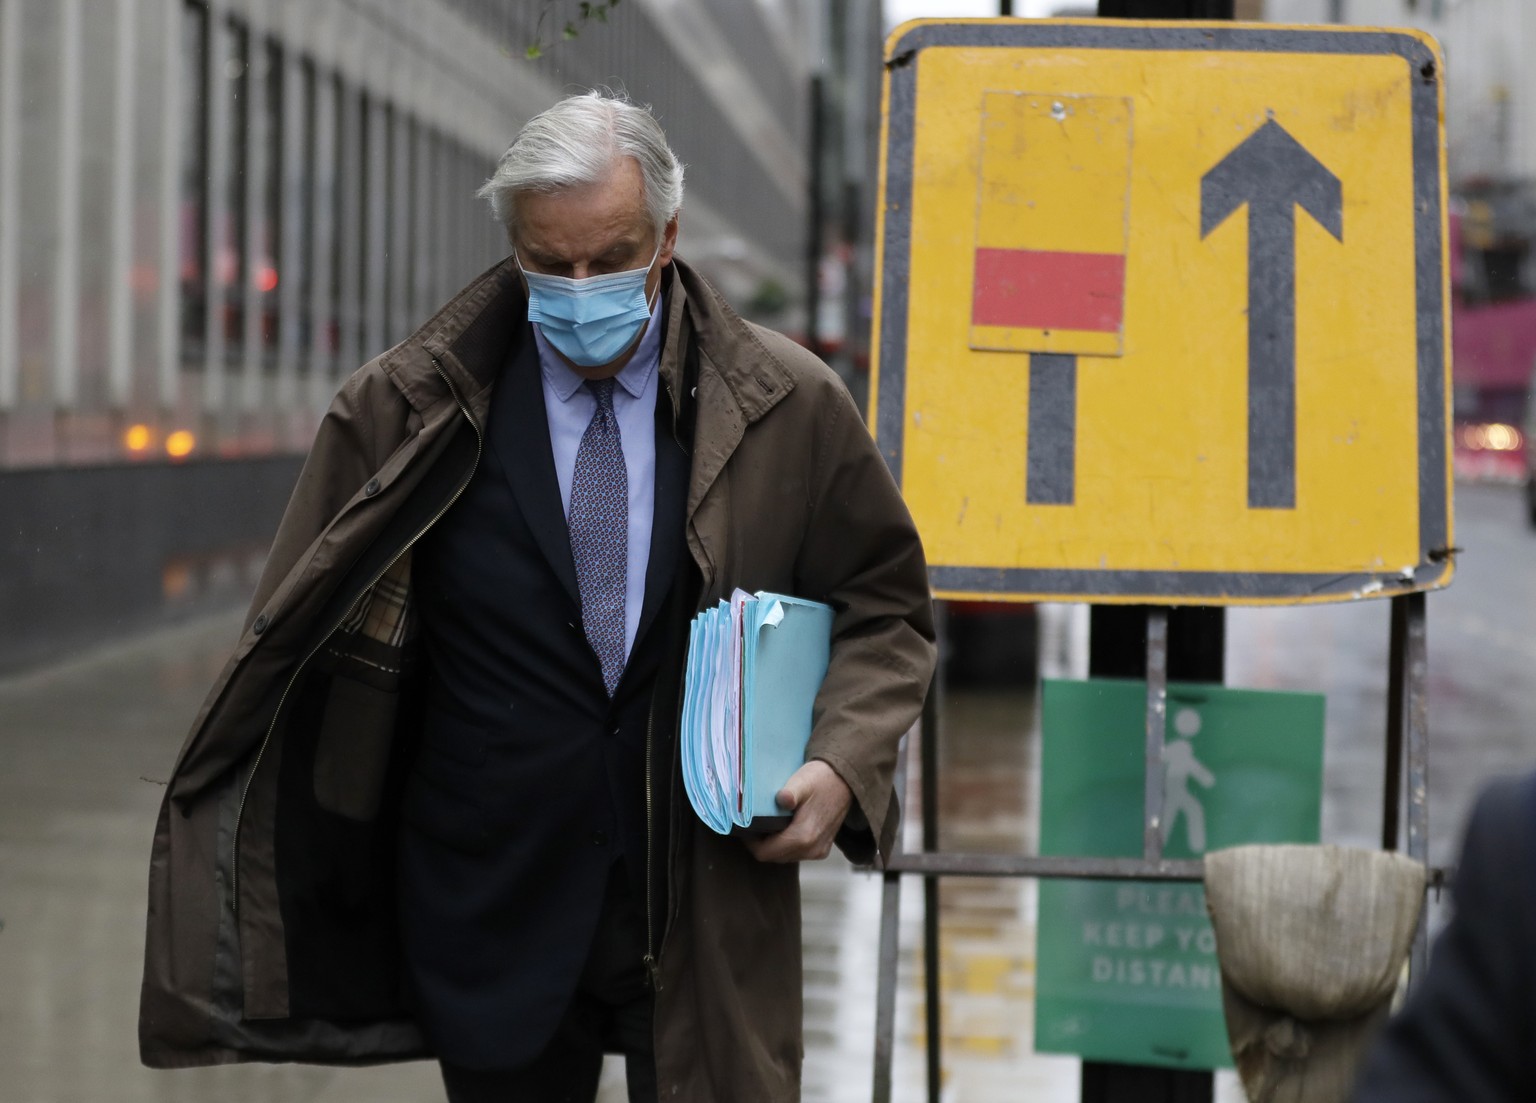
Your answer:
[1461,422,1524,451]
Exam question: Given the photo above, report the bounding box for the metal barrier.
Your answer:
[870,593,1435,1102]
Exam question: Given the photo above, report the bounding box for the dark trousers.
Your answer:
[439,862,657,1103]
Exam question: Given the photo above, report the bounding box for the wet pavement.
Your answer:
[2,481,1533,1102]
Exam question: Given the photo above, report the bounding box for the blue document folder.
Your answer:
[679,592,834,834]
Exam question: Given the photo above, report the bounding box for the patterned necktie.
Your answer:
[568,378,628,696]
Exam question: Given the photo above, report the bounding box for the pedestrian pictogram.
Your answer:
[871,20,1451,605]
[1035,678,1325,1069]
[1162,706,1215,854]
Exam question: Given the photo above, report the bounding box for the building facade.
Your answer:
[0,0,872,669]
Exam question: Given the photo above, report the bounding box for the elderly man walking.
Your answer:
[138,91,935,1102]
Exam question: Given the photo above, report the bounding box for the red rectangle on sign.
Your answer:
[971,248,1126,333]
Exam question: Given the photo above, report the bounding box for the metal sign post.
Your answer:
[872,595,1435,1101]
[867,17,1451,1102]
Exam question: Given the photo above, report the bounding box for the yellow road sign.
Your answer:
[871,20,1453,605]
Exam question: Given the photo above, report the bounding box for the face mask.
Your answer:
[519,246,659,368]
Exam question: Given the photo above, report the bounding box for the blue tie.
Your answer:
[569,378,628,696]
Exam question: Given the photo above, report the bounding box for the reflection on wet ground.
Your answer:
[0,613,1186,1102]
[3,484,1533,1101]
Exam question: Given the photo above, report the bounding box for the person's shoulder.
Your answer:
[336,353,386,399]
[741,321,852,403]
[1441,769,1536,922]
[328,355,392,419]
[312,351,420,459]
[1462,771,1536,858]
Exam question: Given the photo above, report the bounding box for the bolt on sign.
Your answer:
[871,20,1453,604]
[1034,678,1325,1069]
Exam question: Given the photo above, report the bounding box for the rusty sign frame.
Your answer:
[870,594,1437,1102]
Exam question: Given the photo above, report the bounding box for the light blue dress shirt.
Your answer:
[535,296,663,663]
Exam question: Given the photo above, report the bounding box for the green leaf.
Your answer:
[579,1,592,16]
[594,6,607,21]
[525,43,543,59]
[563,21,579,38]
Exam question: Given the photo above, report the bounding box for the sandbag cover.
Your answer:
[1204,844,1425,1103]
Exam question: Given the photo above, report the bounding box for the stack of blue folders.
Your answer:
[680,591,834,835]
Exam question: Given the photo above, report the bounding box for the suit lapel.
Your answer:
[636,394,690,645]
[487,327,582,609]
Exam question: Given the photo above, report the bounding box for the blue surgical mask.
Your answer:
[519,246,659,368]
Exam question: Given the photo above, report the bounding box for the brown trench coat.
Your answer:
[138,256,936,1100]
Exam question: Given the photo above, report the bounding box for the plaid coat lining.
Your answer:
[338,553,416,650]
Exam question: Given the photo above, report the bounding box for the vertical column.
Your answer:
[920,643,944,1103]
[436,131,455,300]
[308,73,337,406]
[389,100,413,346]
[871,865,903,1103]
[203,4,230,412]
[1143,609,1170,861]
[1382,596,1408,851]
[1402,592,1430,985]
[457,146,472,279]
[412,99,435,323]
[364,96,388,360]
[241,4,267,412]
[276,45,305,409]
[107,0,139,410]
[336,81,363,381]
[461,141,475,290]
[156,0,181,409]
[0,0,21,410]
[52,0,84,409]
[470,146,486,271]
[872,728,913,1103]
[804,73,824,359]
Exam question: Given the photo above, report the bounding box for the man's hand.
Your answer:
[743,759,853,863]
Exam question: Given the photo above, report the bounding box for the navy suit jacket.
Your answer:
[397,322,690,1068]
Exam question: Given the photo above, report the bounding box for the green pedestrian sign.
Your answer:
[1034,678,1325,1069]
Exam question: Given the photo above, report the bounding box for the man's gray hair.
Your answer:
[478,91,685,240]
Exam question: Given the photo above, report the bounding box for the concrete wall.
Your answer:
[0,456,301,673]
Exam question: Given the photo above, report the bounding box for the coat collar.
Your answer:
[661,258,798,426]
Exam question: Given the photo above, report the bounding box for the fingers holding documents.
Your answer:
[744,759,853,863]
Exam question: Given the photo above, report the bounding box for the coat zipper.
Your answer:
[231,357,482,913]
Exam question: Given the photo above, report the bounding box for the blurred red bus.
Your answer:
[1448,180,1536,508]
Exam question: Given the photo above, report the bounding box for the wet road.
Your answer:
[1,481,1532,1102]
[1226,480,1536,870]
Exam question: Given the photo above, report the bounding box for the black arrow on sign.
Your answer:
[1201,118,1343,510]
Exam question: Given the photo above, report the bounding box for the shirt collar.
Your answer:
[536,288,665,404]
